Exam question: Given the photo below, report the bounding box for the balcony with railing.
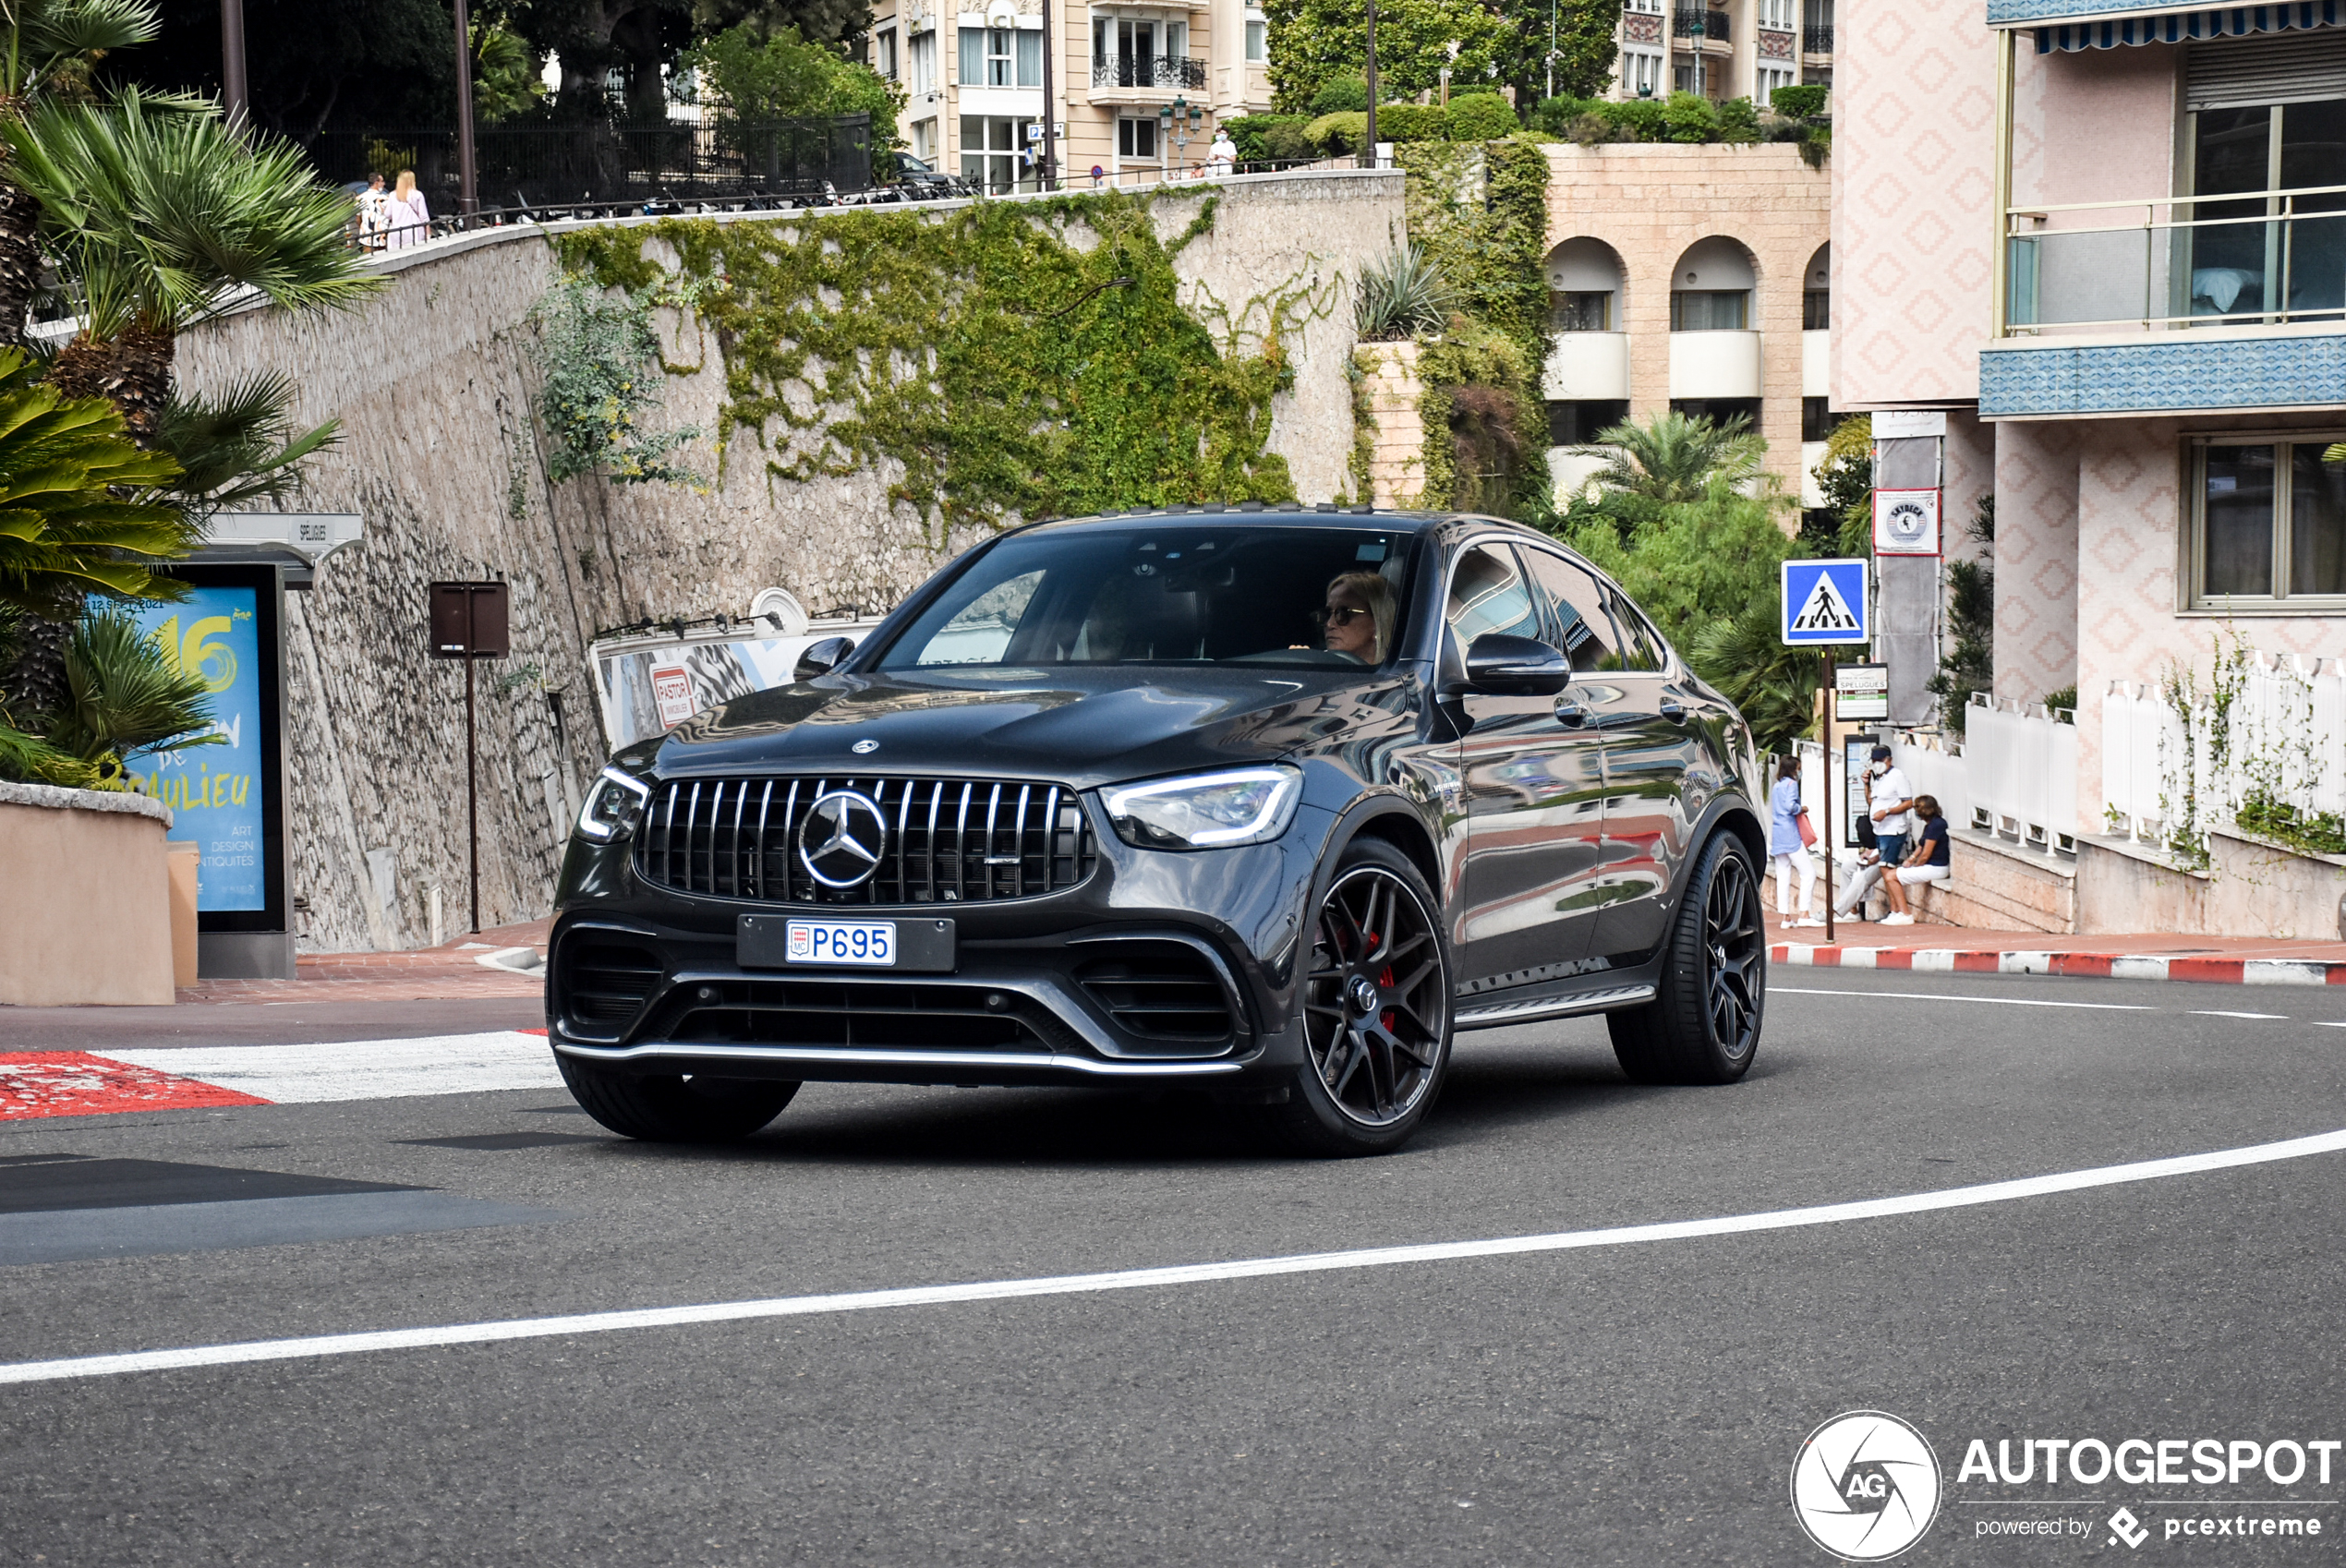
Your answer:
[1090,54,1209,90]
[1984,186,2346,418]
[1672,6,1729,43]
[1802,24,1832,52]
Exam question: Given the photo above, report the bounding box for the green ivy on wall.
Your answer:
[554,190,1336,534]
[1396,138,1552,516]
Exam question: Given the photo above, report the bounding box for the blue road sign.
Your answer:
[1781,558,1870,645]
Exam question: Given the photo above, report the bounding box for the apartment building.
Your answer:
[1832,0,2346,928]
[867,0,1275,192]
[1605,0,1836,103]
[1539,142,1834,506]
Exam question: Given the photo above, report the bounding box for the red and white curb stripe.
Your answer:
[1772,945,2346,986]
[0,1030,558,1120]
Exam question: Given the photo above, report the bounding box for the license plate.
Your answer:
[785,920,895,966]
[738,913,956,972]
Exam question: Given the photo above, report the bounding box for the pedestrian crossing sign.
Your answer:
[1780,559,1870,645]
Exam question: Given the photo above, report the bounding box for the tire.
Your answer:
[558,1055,800,1143]
[1252,837,1455,1157]
[1607,830,1766,1086]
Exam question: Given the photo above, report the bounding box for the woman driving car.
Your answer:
[1316,570,1397,664]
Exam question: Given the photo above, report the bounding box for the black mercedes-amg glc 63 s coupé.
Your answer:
[549,508,1770,1155]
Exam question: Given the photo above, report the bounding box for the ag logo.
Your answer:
[1791,1410,1942,1561]
[797,789,889,888]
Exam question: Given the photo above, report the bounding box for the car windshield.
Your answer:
[877,525,1420,670]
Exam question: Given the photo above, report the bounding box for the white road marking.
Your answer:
[4,1122,2342,1387]
[98,1033,559,1104]
[1772,987,2149,1011]
[2190,1010,2289,1020]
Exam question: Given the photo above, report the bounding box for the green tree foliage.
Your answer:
[1224,113,1312,162]
[1808,412,1870,555]
[1578,409,1762,505]
[1771,84,1827,117]
[471,18,549,125]
[1535,0,1622,102]
[683,22,903,154]
[40,606,220,769]
[528,274,704,487]
[1663,89,1717,142]
[1443,90,1518,139]
[1371,103,1444,142]
[1307,73,1367,115]
[152,373,342,521]
[0,346,188,618]
[115,0,472,135]
[3,88,381,443]
[1927,494,1995,736]
[1264,0,1508,113]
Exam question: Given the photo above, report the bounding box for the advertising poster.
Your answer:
[124,585,268,911]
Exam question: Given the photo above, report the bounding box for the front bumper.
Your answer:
[546,808,1339,1089]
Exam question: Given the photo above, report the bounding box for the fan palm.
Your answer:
[41,604,220,765]
[1579,409,1765,503]
[0,0,167,346]
[154,370,341,520]
[1,88,381,443]
[0,344,187,618]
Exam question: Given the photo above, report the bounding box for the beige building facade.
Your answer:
[1538,141,1833,507]
[1603,0,1835,104]
[868,0,1274,192]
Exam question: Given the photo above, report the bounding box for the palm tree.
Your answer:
[1578,408,1765,503]
[0,0,167,347]
[0,343,187,718]
[1,88,381,443]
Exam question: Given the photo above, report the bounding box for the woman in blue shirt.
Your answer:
[1767,756,1820,926]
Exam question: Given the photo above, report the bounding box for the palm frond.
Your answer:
[1578,409,1765,503]
[154,370,340,515]
[4,88,384,335]
[42,603,219,760]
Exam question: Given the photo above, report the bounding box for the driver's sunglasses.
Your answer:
[1312,606,1369,627]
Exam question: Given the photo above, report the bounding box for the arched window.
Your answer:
[1804,242,1830,330]
[1544,238,1626,332]
[1669,236,1757,331]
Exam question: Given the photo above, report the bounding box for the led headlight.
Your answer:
[1102,766,1302,850]
[576,766,653,842]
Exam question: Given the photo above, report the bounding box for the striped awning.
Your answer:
[2037,1,2345,49]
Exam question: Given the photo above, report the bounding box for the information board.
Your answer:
[125,585,270,911]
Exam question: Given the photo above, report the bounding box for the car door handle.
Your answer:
[1658,697,1687,724]
[1554,697,1589,727]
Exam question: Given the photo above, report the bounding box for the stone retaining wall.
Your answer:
[175,169,1403,952]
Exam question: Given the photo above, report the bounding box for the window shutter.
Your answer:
[2187,31,2346,111]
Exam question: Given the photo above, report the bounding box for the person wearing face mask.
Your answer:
[1315,571,1396,665]
[1864,743,1915,874]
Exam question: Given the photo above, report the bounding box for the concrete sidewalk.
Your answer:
[176,920,553,1005]
[1762,914,2346,985]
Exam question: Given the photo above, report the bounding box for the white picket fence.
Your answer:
[1964,693,2079,853]
[2101,650,2346,846]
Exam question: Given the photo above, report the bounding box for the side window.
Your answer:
[1445,543,1542,646]
[912,569,1045,665]
[1518,549,1626,672]
[1605,590,1667,672]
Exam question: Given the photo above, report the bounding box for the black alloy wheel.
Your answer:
[1260,838,1454,1155]
[1608,831,1766,1085]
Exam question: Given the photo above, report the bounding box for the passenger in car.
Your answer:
[1319,571,1397,664]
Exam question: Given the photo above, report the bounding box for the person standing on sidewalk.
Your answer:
[1866,744,1916,873]
[1879,793,1953,926]
[1767,756,1820,926]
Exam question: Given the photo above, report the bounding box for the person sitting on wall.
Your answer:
[1876,793,1953,927]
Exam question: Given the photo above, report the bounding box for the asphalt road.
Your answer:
[4,971,2344,1566]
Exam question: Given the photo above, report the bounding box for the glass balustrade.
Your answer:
[2003,188,2346,333]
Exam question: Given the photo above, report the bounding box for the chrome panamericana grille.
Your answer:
[634,776,1098,904]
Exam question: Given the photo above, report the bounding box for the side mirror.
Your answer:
[1463,633,1570,696]
[794,635,855,681]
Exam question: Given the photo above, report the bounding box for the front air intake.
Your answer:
[1076,942,1238,1046]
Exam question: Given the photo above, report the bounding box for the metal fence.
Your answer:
[304,115,871,218]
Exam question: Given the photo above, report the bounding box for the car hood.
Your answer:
[645,665,1407,788]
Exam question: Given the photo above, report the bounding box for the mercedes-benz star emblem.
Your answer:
[852,739,879,754]
[798,790,889,888]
